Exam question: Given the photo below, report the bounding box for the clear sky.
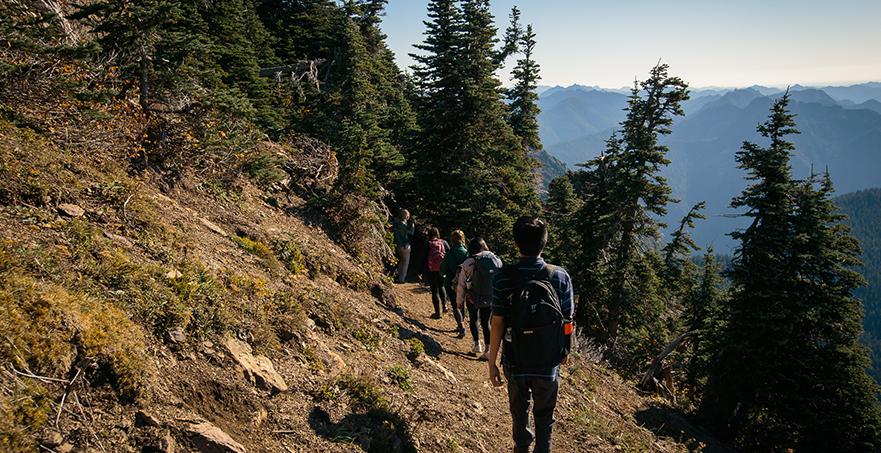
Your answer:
[380,0,881,89]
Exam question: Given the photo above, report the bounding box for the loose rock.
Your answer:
[186,422,246,453]
[167,327,186,345]
[224,337,288,393]
[199,218,228,237]
[41,431,63,448]
[135,409,161,428]
[57,203,85,218]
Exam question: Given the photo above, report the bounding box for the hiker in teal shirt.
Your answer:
[393,209,415,283]
[441,230,469,337]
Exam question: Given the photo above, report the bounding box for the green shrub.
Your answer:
[274,239,306,275]
[388,364,414,391]
[405,338,424,361]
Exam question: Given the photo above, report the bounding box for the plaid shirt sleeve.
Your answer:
[491,266,514,317]
[551,267,574,320]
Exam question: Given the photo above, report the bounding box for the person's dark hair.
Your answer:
[513,216,547,257]
[428,227,440,240]
[467,237,489,256]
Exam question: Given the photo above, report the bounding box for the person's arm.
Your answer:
[488,265,510,387]
[488,314,505,387]
[559,270,575,363]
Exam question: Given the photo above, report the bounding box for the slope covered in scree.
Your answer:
[0,94,728,453]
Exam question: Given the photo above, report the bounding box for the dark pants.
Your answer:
[467,304,491,344]
[446,284,464,329]
[504,369,559,453]
[428,271,447,315]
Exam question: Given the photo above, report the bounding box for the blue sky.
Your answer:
[380,0,881,89]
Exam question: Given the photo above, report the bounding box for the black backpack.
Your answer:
[470,253,501,308]
[504,264,566,371]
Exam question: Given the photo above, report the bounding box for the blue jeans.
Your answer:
[395,245,411,283]
[504,368,559,453]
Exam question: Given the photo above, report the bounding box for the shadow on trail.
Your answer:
[396,325,443,358]
[308,407,417,453]
[635,403,735,453]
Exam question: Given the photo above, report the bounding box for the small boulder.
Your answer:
[186,422,246,453]
[224,337,288,393]
[41,431,63,448]
[135,409,161,428]
[58,203,85,218]
[166,327,186,345]
[165,269,183,280]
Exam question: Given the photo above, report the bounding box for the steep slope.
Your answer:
[0,99,719,453]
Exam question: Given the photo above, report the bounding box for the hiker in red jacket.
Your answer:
[426,227,448,319]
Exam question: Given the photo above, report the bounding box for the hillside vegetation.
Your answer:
[3,1,881,451]
[0,1,713,452]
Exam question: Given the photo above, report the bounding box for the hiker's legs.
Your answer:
[447,285,464,330]
[478,306,492,345]
[428,271,442,315]
[504,369,533,452]
[468,304,480,342]
[530,377,559,453]
[395,245,411,283]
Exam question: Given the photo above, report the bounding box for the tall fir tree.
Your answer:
[571,64,689,371]
[408,0,537,253]
[507,24,542,153]
[545,175,581,270]
[703,93,881,450]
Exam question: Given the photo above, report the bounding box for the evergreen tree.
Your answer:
[662,201,706,295]
[408,0,538,253]
[545,175,580,269]
[507,24,542,153]
[571,64,689,370]
[703,93,881,450]
[683,248,726,397]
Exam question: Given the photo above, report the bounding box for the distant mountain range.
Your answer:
[537,82,881,251]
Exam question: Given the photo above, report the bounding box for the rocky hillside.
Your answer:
[0,81,726,453]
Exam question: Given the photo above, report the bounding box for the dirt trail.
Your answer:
[388,282,691,453]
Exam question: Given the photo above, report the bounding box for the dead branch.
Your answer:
[55,367,81,427]
[639,331,693,391]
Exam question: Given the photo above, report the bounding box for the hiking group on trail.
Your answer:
[392,212,574,453]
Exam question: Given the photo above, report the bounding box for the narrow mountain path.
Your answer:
[389,282,699,452]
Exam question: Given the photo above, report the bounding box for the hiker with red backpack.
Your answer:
[456,237,503,360]
[487,216,574,453]
[426,227,448,319]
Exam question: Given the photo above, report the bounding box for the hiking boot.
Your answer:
[430,313,441,319]
[478,352,488,361]
[470,341,481,356]
[456,328,466,339]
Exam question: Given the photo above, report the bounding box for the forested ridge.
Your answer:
[2,0,881,451]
